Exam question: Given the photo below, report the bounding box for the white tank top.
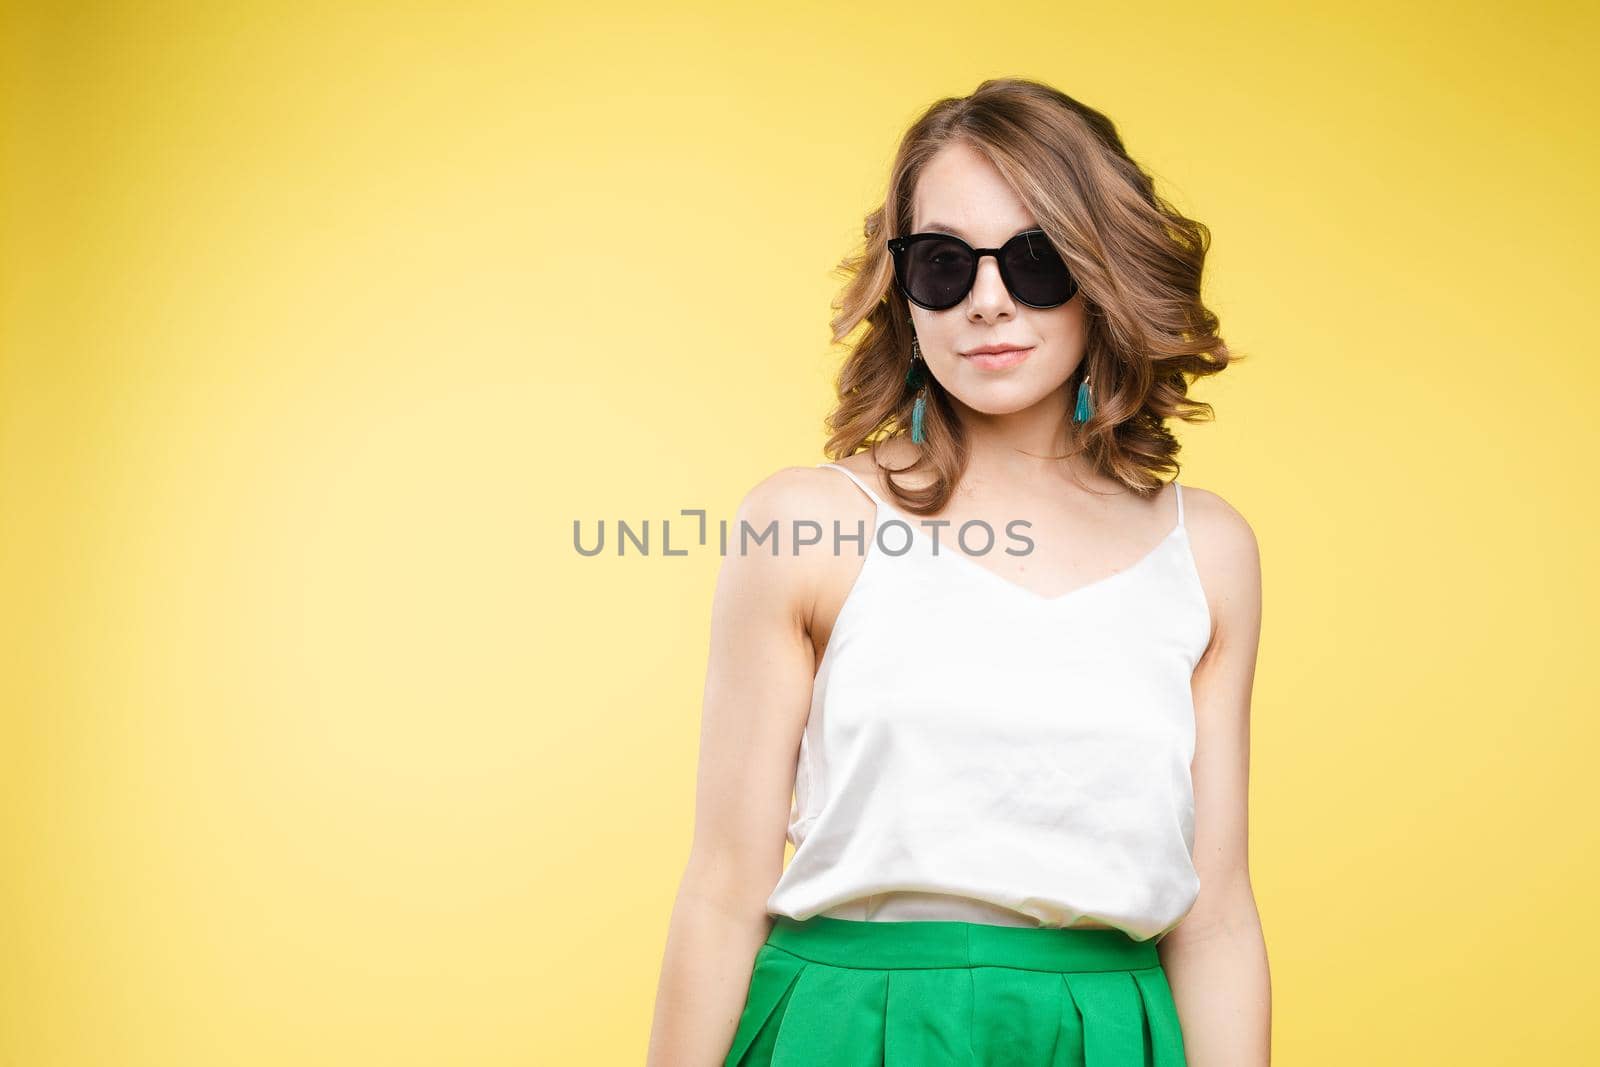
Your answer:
[764,462,1213,942]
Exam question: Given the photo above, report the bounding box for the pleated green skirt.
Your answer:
[724,915,1187,1067]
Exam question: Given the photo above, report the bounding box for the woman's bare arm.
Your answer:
[1158,490,1272,1065]
[645,469,828,1067]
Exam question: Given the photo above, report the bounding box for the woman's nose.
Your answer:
[967,254,1013,312]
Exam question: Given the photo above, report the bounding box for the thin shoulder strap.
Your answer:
[1173,481,1187,529]
[817,462,891,511]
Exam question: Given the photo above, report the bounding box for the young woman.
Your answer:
[648,77,1270,1066]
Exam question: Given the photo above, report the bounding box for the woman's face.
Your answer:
[907,141,1088,419]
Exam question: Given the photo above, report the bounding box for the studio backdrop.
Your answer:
[2,2,1595,1064]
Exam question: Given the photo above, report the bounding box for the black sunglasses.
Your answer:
[887,229,1080,311]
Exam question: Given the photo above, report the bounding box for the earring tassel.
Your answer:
[911,392,927,443]
[1073,378,1093,423]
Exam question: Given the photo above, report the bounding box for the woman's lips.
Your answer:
[963,346,1034,370]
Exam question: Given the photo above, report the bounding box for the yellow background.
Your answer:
[3,2,1595,1063]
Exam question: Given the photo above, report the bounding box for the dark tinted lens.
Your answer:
[1002,231,1076,306]
[902,236,973,309]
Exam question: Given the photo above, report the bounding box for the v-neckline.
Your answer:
[875,497,1189,607]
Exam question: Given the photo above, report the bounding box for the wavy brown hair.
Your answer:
[822,78,1238,515]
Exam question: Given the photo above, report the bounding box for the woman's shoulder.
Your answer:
[736,442,927,518]
[734,460,872,528]
[708,461,887,631]
[718,460,883,581]
[1174,480,1257,560]
[1174,480,1262,632]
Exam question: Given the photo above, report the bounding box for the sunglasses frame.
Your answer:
[886,229,1080,311]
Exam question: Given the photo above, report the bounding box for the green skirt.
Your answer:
[724,914,1187,1067]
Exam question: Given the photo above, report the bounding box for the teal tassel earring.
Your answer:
[1072,372,1094,424]
[905,316,929,444]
